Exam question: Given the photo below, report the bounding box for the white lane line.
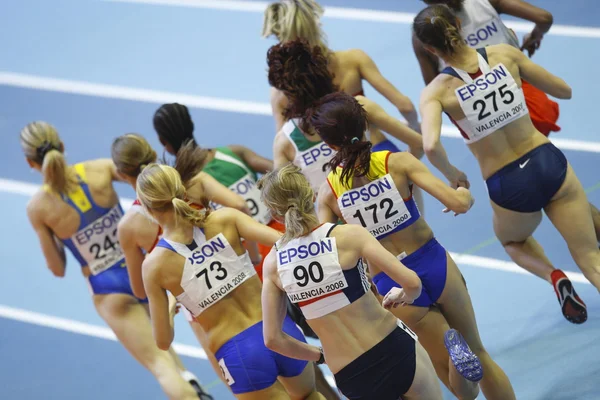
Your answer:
[1,71,599,153]
[105,0,600,38]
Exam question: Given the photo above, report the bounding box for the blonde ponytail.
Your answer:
[19,122,77,195]
[262,0,328,54]
[136,163,209,227]
[42,149,76,194]
[171,197,208,227]
[258,164,318,244]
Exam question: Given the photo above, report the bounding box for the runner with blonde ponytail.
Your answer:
[138,164,324,400]
[21,123,205,400]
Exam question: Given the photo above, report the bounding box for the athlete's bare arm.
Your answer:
[192,172,249,213]
[389,152,473,215]
[118,213,158,299]
[228,144,274,174]
[273,131,293,169]
[354,49,420,129]
[357,96,424,158]
[142,251,177,350]
[491,0,553,57]
[229,208,282,246]
[412,33,440,86]
[316,181,340,224]
[335,225,422,298]
[261,250,323,361]
[498,44,571,98]
[270,87,289,133]
[27,196,66,277]
[420,84,470,189]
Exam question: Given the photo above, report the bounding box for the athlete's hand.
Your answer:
[449,169,470,189]
[167,292,180,318]
[521,28,544,57]
[443,187,475,216]
[382,287,418,309]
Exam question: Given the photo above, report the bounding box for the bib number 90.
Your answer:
[294,261,324,287]
[472,83,515,121]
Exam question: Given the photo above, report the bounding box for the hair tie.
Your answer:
[430,16,439,24]
[36,141,55,161]
[287,204,297,210]
[350,137,360,144]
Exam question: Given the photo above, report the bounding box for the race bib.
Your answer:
[218,358,235,386]
[211,173,271,224]
[338,174,410,239]
[296,143,335,193]
[72,205,125,275]
[277,237,348,303]
[181,234,256,315]
[455,63,528,141]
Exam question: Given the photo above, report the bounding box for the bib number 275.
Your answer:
[472,84,514,121]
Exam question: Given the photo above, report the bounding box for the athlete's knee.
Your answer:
[500,238,526,249]
[295,390,325,400]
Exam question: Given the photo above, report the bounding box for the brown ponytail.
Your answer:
[413,4,464,55]
[171,140,210,188]
[303,92,371,186]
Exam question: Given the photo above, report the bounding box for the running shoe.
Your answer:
[551,269,587,324]
[182,371,214,400]
[444,329,483,382]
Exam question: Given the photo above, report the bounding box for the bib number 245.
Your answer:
[90,229,119,260]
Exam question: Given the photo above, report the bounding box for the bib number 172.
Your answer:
[472,84,514,121]
[352,198,397,227]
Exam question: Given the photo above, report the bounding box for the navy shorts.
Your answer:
[215,316,308,394]
[486,143,567,213]
[372,238,447,307]
[335,326,416,400]
[87,261,148,302]
[372,139,402,153]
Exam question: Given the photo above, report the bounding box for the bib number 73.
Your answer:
[195,261,228,289]
[473,84,515,121]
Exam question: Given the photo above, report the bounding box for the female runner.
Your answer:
[21,122,208,399]
[151,106,339,399]
[112,134,252,390]
[263,0,421,145]
[415,4,600,323]
[258,163,444,400]
[137,163,324,400]
[413,0,600,240]
[267,39,424,198]
[152,103,279,278]
[313,92,515,399]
